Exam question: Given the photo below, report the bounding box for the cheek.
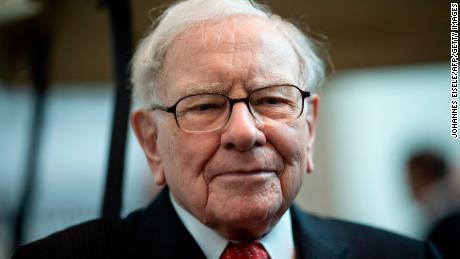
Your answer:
[263,121,309,167]
[158,129,222,217]
[160,129,221,188]
[263,122,309,200]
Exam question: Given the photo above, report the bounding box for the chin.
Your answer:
[205,196,285,240]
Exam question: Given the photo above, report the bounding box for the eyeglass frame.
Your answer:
[149,84,311,132]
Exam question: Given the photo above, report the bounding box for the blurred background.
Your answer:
[0,0,457,258]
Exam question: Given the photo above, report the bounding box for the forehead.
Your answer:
[161,15,299,99]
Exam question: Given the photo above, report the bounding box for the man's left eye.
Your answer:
[255,97,286,105]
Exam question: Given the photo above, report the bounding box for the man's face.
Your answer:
[132,16,319,240]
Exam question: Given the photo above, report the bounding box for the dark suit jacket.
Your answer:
[13,188,440,259]
[428,210,460,259]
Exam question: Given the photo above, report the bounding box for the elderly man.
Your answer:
[14,0,440,258]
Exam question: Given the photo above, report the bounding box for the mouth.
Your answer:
[203,149,285,184]
[210,170,277,181]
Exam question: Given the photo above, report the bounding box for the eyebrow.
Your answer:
[184,83,230,95]
[183,79,296,96]
[250,79,295,89]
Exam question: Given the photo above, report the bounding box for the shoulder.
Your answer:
[12,210,145,259]
[13,189,202,259]
[291,207,441,259]
[428,210,460,259]
[295,209,414,244]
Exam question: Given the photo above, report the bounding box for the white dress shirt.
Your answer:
[170,191,295,259]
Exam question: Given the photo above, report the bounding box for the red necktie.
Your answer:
[220,242,269,259]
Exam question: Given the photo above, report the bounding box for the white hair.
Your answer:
[131,0,326,108]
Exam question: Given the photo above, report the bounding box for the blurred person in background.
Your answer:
[13,0,441,258]
[407,150,460,259]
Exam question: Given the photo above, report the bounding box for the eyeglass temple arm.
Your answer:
[301,90,310,99]
[150,104,176,113]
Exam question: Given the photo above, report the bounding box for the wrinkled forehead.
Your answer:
[171,15,284,53]
[159,15,300,98]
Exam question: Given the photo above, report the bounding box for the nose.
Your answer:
[220,102,266,151]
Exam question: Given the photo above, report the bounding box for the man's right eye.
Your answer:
[188,103,222,112]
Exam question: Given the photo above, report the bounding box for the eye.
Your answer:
[254,97,288,106]
[190,103,220,111]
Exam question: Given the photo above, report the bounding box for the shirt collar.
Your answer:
[169,191,294,259]
[258,208,295,259]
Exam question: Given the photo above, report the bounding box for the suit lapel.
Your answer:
[130,188,206,259]
[291,205,349,259]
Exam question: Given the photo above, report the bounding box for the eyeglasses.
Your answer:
[149,84,310,132]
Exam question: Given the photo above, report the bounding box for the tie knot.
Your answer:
[220,242,269,259]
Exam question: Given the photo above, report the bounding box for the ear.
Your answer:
[131,109,166,186]
[306,95,320,173]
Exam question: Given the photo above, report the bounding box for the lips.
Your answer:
[204,148,284,183]
[203,156,284,183]
[210,169,276,181]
